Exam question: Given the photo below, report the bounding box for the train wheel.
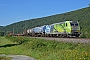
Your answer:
[75,34,80,37]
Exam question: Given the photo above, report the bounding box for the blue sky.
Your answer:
[0,0,90,26]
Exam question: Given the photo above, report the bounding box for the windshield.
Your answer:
[70,23,78,26]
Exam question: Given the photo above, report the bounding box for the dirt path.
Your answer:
[0,54,35,60]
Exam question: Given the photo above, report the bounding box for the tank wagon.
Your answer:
[26,21,81,37]
[27,25,46,37]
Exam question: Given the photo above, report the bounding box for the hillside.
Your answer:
[0,26,4,31]
[0,26,4,29]
[0,7,90,37]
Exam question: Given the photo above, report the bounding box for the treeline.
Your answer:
[0,26,4,36]
[0,7,90,37]
[0,31,4,36]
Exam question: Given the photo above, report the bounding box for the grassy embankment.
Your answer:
[0,56,11,60]
[0,37,12,60]
[0,36,90,60]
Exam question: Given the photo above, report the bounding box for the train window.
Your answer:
[66,23,67,26]
[70,23,78,26]
[75,23,78,26]
[70,23,74,26]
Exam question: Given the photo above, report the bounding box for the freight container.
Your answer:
[33,27,42,33]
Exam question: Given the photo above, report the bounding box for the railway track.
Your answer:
[32,37,90,44]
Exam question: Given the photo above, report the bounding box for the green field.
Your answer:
[0,56,11,60]
[0,36,90,60]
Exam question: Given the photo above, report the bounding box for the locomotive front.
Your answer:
[70,21,81,37]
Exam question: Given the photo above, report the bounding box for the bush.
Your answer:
[5,36,28,44]
[0,31,5,36]
[0,56,11,60]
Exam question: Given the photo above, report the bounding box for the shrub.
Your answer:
[5,36,28,44]
[0,56,11,60]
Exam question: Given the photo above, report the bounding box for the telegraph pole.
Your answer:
[25,21,26,31]
[24,20,27,35]
[13,28,14,35]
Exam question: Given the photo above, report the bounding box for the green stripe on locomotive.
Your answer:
[53,23,65,33]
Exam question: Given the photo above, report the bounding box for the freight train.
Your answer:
[25,21,81,37]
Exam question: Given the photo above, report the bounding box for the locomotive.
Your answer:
[26,21,81,37]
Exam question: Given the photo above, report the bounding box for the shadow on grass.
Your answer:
[0,44,20,48]
[0,40,28,48]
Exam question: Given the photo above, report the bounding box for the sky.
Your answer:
[0,0,90,26]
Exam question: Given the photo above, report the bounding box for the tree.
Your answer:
[0,31,5,36]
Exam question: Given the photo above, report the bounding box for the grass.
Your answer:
[0,36,90,60]
[0,56,11,60]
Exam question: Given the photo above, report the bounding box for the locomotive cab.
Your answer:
[64,21,81,37]
[70,21,81,37]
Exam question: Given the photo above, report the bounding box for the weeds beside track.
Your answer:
[0,36,90,60]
